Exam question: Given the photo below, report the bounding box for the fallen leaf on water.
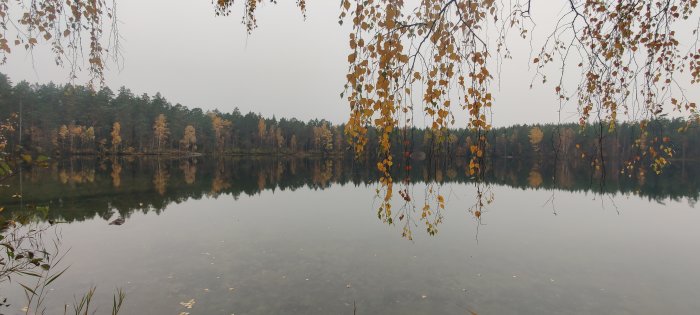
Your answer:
[180,299,195,309]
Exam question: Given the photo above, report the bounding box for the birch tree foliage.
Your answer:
[5,0,699,162]
[182,125,197,152]
[0,0,119,85]
[212,1,698,180]
[153,114,169,151]
[212,0,700,234]
[4,0,700,235]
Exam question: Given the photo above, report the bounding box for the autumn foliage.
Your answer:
[3,0,700,235]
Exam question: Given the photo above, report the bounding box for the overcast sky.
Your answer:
[3,0,690,127]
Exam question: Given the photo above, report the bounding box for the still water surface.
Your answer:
[1,157,698,314]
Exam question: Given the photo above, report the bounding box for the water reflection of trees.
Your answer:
[1,156,697,230]
[152,163,169,196]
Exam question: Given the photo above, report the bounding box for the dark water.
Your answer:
[0,157,699,314]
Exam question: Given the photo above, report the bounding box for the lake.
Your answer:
[0,157,699,314]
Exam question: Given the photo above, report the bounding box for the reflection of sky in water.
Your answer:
[3,181,699,314]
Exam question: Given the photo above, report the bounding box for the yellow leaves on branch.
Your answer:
[337,0,699,178]
[532,1,698,172]
[209,0,698,233]
[0,0,119,85]
[10,0,697,191]
[214,0,307,32]
[339,0,499,182]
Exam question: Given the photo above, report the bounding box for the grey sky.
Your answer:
[2,1,693,127]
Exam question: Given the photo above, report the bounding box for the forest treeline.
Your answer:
[0,73,698,166]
